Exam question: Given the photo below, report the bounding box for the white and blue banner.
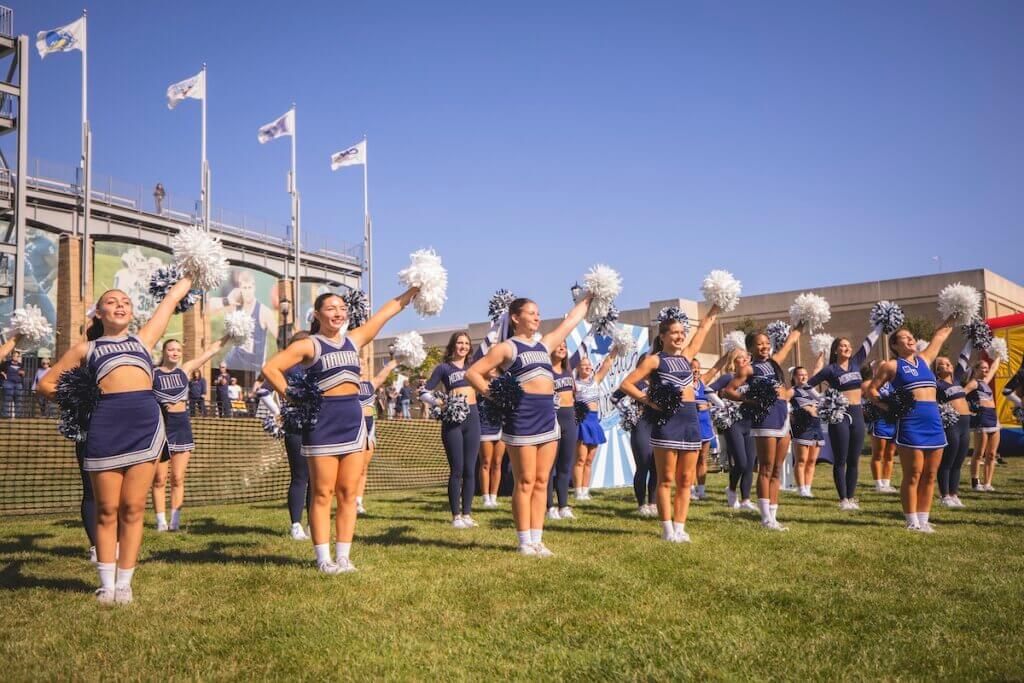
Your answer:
[565,321,649,489]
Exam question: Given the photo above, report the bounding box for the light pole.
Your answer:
[278,297,292,350]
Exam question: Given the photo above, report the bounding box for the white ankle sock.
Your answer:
[758,498,771,522]
[314,543,332,564]
[918,511,929,524]
[335,542,351,561]
[155,512,167,525]
[769,504,779,523]
[661,521,674,539]
[516,530,531,546]
[356,496,363,505]
[170,508,181,527]
[905,513,919,525]
[115,566,134,589]
[97,562,115,590]
[530,529,542,544]
[673,521,685,535]
[883,479,891,487]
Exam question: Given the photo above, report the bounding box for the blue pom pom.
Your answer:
[592,305,620,337]
[574,401,589,425]
[644,382,682,426]
[740,377,779,423]
[149,265,202,314]
[882,388,916,421]
[616,398,642,432]
[939,402,960,428]
[54,365,101,442]
[486,373,523,416]
[960,318,993,351]
[488,289,516,323]
[262,415,285,439]
[869,301,906,335]
[281,373,324,433]
[711,401,742,431]
[343,289,369,329]
[817,388,850,425]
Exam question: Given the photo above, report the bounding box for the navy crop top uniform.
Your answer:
[748,359,789,437]
[649,352,702,451]
[82,334,167,471]
[548,364,580,510]
[300,335,367,457]
[892,355,946,450]
[871,382,897,440]
[969,378,999,433]
[424,359,482,518]
[790,384,825,446]
[500,338,559,446]
[153,366,195,454]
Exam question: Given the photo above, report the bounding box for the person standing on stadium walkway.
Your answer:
[39,280,198,605]
[262,288,418,574]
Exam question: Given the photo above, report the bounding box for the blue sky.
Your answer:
[14,1,1024,331]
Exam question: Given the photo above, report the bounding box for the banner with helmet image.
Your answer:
[988,313,1024,456]
[565,321,650,489]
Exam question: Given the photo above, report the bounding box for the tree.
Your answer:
[735,317,759,335]
[903,315,948,357]
[407,345,445,383]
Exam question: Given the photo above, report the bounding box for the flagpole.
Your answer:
[80,9,90,298]
[291,104,301,318]
[201,63,209,231]
[362,135,372,312]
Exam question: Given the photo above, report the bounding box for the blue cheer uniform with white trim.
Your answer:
[695,379,714,443]
[968,379,998,433]
[301,335,366,457]
[871,382,896,440]
[649,352,701,451]
[576,378,607,446]
[500,338,559,446]
[790,384,825,446]
[748,359,789,437]
[892,355,946,450]
[153,366,195,454]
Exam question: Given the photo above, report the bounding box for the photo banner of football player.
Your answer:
[565,321,650,489]
[22,228,60,353]
[208,265,281,374]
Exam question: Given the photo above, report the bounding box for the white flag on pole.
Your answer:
[35,17,87,58]
[257,109,295,144]
[167,70,206,109]
[330,140,367,170]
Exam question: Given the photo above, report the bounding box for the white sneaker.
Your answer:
[317,561,343,574]
[725,488,737,508]
[156,520,169,532]
[558,507,575,520]
[952,496,966,508]
[918,521,937,534]
[762,520,785,531]
[848,499,861,510]
[740,500,757,511]
[672,530,691,543]
[768,520,790,532]
[984,484,995,492]
[95,588,116,605]
[906,522,923,532]
[882,484,898,493]
[461,516,479,528]
[169,518,180,532]
[452,517,467,529]
[518,543,539,557]
[290,523,309,541]
[533,542,554,558]
[804,489,815,498]
[973,483,983,492]
[88,546,97,564]
[114,586,133,605]
[645,504,659,516]
[546,507,562,521]
[483,498,498,509]
[356,502,367,515]
[335,557,358,573]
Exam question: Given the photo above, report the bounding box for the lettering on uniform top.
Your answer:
[320,350,360,371]
[948,385,963,394]
[95,341,148,357]
[662,357,691,373]
[448,370,466,385]
[517,351,551,367]
[554,376,575,392]
[904,365,919,377]
[837,372,861,386]
[157,374,186,390]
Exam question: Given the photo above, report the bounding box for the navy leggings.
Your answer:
[828,404,865,499]
[441,406,481,516]
[548,406,577,508]
[938,416,971,496]
[284,433,310,525]
[724,418,755,500]
[75,441,97,547]
[630,417,656,506]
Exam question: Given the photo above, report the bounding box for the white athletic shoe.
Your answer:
[984,484,996,492]
[951,496,967,508]
[940,496,954,508]
[94,588,116,606]
[882,485,899,493]
[114,586,133,605]
[461,516,479,528]
[558,507,575,520]
[533,543,555,558]
[804,489,815,498]
[839,499,852,510]
[740,500,757,512]
[644,504,658,516]
[848,499,861,510]
[483,498,498,509]
[973,482,984,492]
[356,502,367,515]
[518,543,539,557]
[88,546,97,564]
[290,523,309,541]
[906,522,923,532]
[335,557,358,573]
[546,507,562,521]
[918,521,937,534]
[452,516,468,529]
[156,520,169,532]
[725,488,737,508]
[672,530,691,543]
[169,518,180,532]
[762,520,789,532]
[317,561,343,574]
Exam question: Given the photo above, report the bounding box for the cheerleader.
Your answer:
[690,355,729,501]
[789,366,826,497]
[420,332,482,528]
[262,287,419,573]
[478,366,506,508]
[620,305,723,542]
[547,341,577,520]
[866,365,898,493]
[38,281,196,604]
[868,319,955,532]
[808,325,882,509]
[466,294,592,557]
[721,326,803,530]
[709,350,756,511]
[611,355,657,516]
[151,334,233,532]
[355,357,398,515]
[572,349,618,503]
[933,341,989,507]
[0,332,21,362]
[279,331,312,540]
[966,355,1002,492]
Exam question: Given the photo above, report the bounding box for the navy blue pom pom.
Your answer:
[881,388,916,421]
[55,365,101,442]
[486,373,523,416]
[740,377,779,424]
[281,374,324,433]
[149,265,202,314]
[644,382,682,426]
[343,289,369,329]
[574,401,589,425]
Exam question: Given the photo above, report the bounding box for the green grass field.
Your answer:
[2,460,1023,681]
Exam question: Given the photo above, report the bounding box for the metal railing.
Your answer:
[21,158,363,265]
[0,6,12,39]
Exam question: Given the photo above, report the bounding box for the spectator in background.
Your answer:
[1,350,25,418]
[227,377,243,415]
[398,383,412,420]
[386,385,398,419]
[189,370,207,416]
[32,357,52,417]
[216,373,232,417]
[154,183,166,214]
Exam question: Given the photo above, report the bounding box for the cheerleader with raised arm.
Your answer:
[151,334,233,532]
[967,354,1002,492]
[355,356,398,515]
[620,305,723,542]
[572,349,618,503]
[262,288,419,573]
[690,355,729,501]
[709,349,756,511]
[869,308,960,532]
[279,332,312,539]
[721,325,804,530]
[478,366,506,508]
[420,332,482,528]
[467,294,593,557]
[39,280,197,604]
[547,341,577,520]
[611,355,657,516]
[789,366,824,498]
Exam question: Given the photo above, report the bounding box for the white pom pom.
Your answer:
[610,326,637,356]
[810,333,834,358]
[398,249,448,317]
[789,293,831,332]
[988,337,1009,363]
[915,339,929,353]
[5,305,53,349]
[722,330,747,354]
[937,283,981,325]
[581,264,623,323]
[224,309,255,346]
[170,225,229,291]
[701,270,742,312]
[392,331,427,369]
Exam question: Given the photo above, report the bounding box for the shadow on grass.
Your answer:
[0,561,93,593]
[359,525,508,552]
[0,533,90,561]
[180,518,282,537]
[146,541,304,567]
